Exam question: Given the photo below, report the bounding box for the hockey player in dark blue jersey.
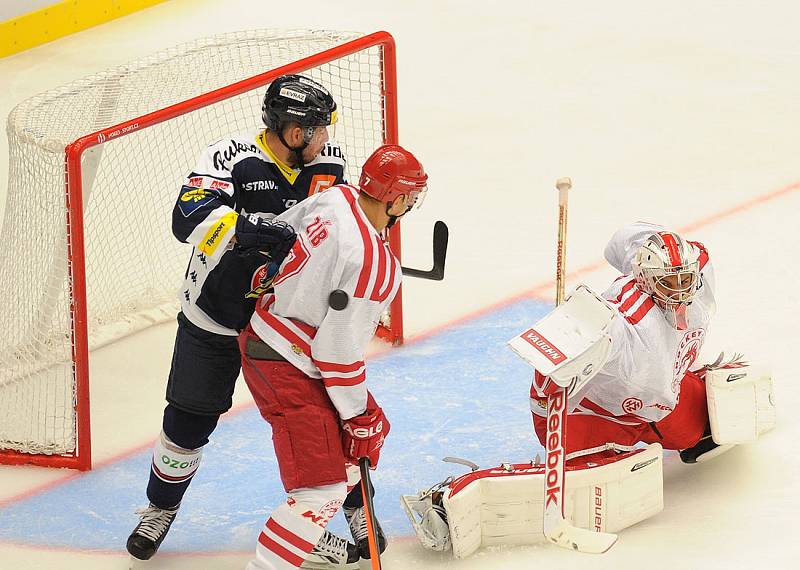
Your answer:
[127,75,361,565]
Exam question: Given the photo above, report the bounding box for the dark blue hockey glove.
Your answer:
[235,214,296,264]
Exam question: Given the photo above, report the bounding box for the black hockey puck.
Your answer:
[328,289,349,311]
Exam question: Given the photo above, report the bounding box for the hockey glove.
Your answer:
[341,395,390,468]
[235,214,296,264]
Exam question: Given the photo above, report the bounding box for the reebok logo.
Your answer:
[545,389,565,508]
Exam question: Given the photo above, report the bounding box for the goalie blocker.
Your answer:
[402,444,663,558]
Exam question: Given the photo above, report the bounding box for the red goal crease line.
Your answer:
[0,178,797,509]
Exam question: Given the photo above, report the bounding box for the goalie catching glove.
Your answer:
[341,393,390,467]
[235,213,296,262]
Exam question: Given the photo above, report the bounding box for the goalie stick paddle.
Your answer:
[544,177,618,554]
[401,220,448,280]
[359,457,383,569]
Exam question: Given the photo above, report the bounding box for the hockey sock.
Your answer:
[247,482,347,570]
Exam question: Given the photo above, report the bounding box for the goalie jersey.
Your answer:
[250,185,401,420]
[531,222,717,423]
[171,129,346,335]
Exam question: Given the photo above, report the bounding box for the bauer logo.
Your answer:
[520,329,566,364]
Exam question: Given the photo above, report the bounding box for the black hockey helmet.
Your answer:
[261,74,337,135]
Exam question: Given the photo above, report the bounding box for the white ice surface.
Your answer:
[1,0,799,568]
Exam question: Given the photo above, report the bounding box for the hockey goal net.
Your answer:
[0,29,403,470]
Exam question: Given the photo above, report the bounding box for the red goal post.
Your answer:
[0,30,404,471]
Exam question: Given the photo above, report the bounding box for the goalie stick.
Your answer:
[401,220,448,280]
[544,177,618,554]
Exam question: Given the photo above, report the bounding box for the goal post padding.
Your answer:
[0,29,402,470]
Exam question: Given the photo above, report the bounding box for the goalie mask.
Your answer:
[632,231,700,330]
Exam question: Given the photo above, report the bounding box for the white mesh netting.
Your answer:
[0,29,389,457]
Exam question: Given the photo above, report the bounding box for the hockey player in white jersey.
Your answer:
[402,222,774,559]
[237,144,428,570]
[529,222,760,463]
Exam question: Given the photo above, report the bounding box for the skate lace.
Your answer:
[134,505,177,542]
[313,530,349,557]
[345,507,368,542]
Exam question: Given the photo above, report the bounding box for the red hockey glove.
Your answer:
[341,395,390,467]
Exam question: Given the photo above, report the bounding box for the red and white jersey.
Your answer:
[249,184,401,420]
[533,222,716,423]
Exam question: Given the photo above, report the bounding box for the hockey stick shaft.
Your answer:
[400,220,448,280]
[359,457,383,569]
[545,177,571,531]
[543,178,618,553]
[555,178,570,305]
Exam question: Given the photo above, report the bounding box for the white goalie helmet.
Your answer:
[632,231,700,330]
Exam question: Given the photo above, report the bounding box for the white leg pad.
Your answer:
[404,444,663,558]
[706,363,776,444]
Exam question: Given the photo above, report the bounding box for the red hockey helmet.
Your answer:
[359,144,428,208]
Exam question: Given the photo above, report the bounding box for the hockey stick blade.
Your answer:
[545,519,618,553]
[401,220,448,280]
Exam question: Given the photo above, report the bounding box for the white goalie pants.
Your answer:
[246,482,347,570]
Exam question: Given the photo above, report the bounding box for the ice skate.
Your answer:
[344,505,387,559]
[126,503,180,561]
[300,530,360,569]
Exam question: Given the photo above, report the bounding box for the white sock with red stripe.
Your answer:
[246,482,347,570]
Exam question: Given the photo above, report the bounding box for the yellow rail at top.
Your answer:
[1,0,168,58]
